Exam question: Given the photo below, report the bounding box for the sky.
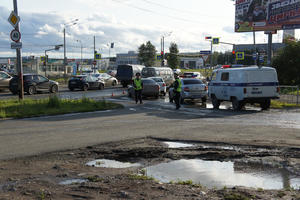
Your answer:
[0,0,295,59]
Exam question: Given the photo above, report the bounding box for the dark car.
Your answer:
[9,74,59,95]
[68,75,105,91]
[128,78,160,99]
[116,64,145,87]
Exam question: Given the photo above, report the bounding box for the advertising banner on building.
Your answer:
[235,0,300,32]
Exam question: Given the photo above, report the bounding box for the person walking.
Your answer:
[133,72,143,104]
[173,73,182,110]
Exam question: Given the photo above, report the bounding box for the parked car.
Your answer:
[0,71,12,91]
[169,78,208,104]
[173,69,181,74]
[149,77,167,96]
[91,73,118,87]
[107,70,117,77]
[68,75,105,91]
[208,65,279,110]
[181,72,205,81]
[9,74,59,95]
[128,78,160,99]
[141,67,174,86]
[116,64,145,87]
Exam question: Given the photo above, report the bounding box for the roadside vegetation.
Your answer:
[0,95,122,119]
[271,100,300,109]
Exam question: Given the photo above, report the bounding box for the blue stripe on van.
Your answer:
[209,82,279,87]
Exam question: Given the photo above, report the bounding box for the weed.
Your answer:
[87,176,103,182]
[39,189,45,200]
[129,174,155,181]
[224,192,250,200]
[257,188,264,192]
[0,109,6,118]
[277,190,286,198]
[47,95,61,108]
[176,179,202,188]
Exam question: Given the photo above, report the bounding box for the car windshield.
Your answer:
[183,79,203,85]
[142,79,155,84]
[151,78,163,82]
[23,75,33,81]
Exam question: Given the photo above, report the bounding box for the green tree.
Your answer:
[138,41,156,67]
[272,41,300,85]
[167,43,180,69]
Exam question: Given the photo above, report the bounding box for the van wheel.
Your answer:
[260,99,271,110]
[27,86,36,95]
[98,84,104,90]
[211,96,220,109]
[232,97,242,111]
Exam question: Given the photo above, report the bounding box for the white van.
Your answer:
[208,66,280,110]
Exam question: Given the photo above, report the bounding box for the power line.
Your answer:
[111,0,210,25]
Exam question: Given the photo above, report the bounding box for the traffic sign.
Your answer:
[11,42,22,49]
[7,11,20,28]
[10,29,21,42]
[202,55,209,62]
[95,53,101,60]
[212,37,219,45]
[236,52,244,60]
[92,60,97,65]
[200,50,211,55]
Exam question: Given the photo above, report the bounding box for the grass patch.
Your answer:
[0,96,123,119]
[129,174,156,181]
[180,69,213,78]
[224,192,250,200]
[271,100,300,109]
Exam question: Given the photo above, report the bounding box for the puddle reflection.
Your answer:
[86,159,141,168]
[146,159,300,190]
[164,142,194,148]
[59,179,87,185]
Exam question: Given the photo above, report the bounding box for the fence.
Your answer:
[278,85,299,105]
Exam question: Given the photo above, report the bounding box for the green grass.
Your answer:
[271,100,300,109]
[52,77,69,84]
[0,96,122,119]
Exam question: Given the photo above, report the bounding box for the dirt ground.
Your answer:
[1,138,300,200]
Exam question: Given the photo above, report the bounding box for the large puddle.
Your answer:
[146,159,300,190]
[86,159,141,168]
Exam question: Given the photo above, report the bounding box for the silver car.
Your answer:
[149,77,167,96]
[0,71,12,91]
[91,73,118,87]
[128,78,160,99]
[169,78,208,104]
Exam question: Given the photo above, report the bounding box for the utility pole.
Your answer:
[13,0,24,100]
[210,40,213,68]
[63,27,66,76]
[93,36,96,73]
[253,31,258,66]
[267,33,272,66]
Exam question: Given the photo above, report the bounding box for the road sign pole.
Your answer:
[267,33,272,66]
[13,0,24,100]
[210,40,213,69]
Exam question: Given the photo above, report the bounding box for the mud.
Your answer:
[1,138,300,199]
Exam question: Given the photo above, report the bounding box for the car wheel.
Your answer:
[82,84,88,91]
[122,83,127,88]
[162,92,166,96]
[260,99,271,110]
[27,86,36,95]
[201,97,207,103]
[98,84,104,90]
[69,87,74,91]
[112,81,117,86]
[211,95,220,109]
[50,85,58,93]
[232,97,242,111]
[155,94,159,99]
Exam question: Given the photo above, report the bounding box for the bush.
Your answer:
[47,95,61,108]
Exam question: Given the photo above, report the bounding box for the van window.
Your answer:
[221,72,229,81]
[211,72,217,81]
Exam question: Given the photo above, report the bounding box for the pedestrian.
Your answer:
[133,72,143,104]
[173,73,182,109]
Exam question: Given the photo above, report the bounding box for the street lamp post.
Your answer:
[161,32,172,66]
[44,45,63,77]
[76,40,83,71]
[63,19,78,76]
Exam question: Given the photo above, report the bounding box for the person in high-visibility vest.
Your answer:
[133,72,143,104]
[173,73,182,109]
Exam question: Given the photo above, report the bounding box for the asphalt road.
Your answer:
[1,90,300,161]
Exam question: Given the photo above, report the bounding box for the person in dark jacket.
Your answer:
[133,72,143,104]
[173,73,182,109]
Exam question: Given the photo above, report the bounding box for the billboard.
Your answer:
[235,0,300,32]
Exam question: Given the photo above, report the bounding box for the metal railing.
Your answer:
[278,85,299,105]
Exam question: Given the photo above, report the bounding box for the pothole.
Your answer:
[145,159,300,190]
[86,159,141,168]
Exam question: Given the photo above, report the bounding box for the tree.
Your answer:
[138,41,156,67]
[167,43,180,69]
[272,41,300,85]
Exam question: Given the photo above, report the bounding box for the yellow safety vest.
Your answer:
[176,79,182,92]
[134,79,142,90]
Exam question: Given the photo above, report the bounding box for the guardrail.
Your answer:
[279,85,299,105]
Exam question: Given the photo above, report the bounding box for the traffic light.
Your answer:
[232,50,236,55]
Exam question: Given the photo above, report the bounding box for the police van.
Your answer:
[208,65,280,110]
